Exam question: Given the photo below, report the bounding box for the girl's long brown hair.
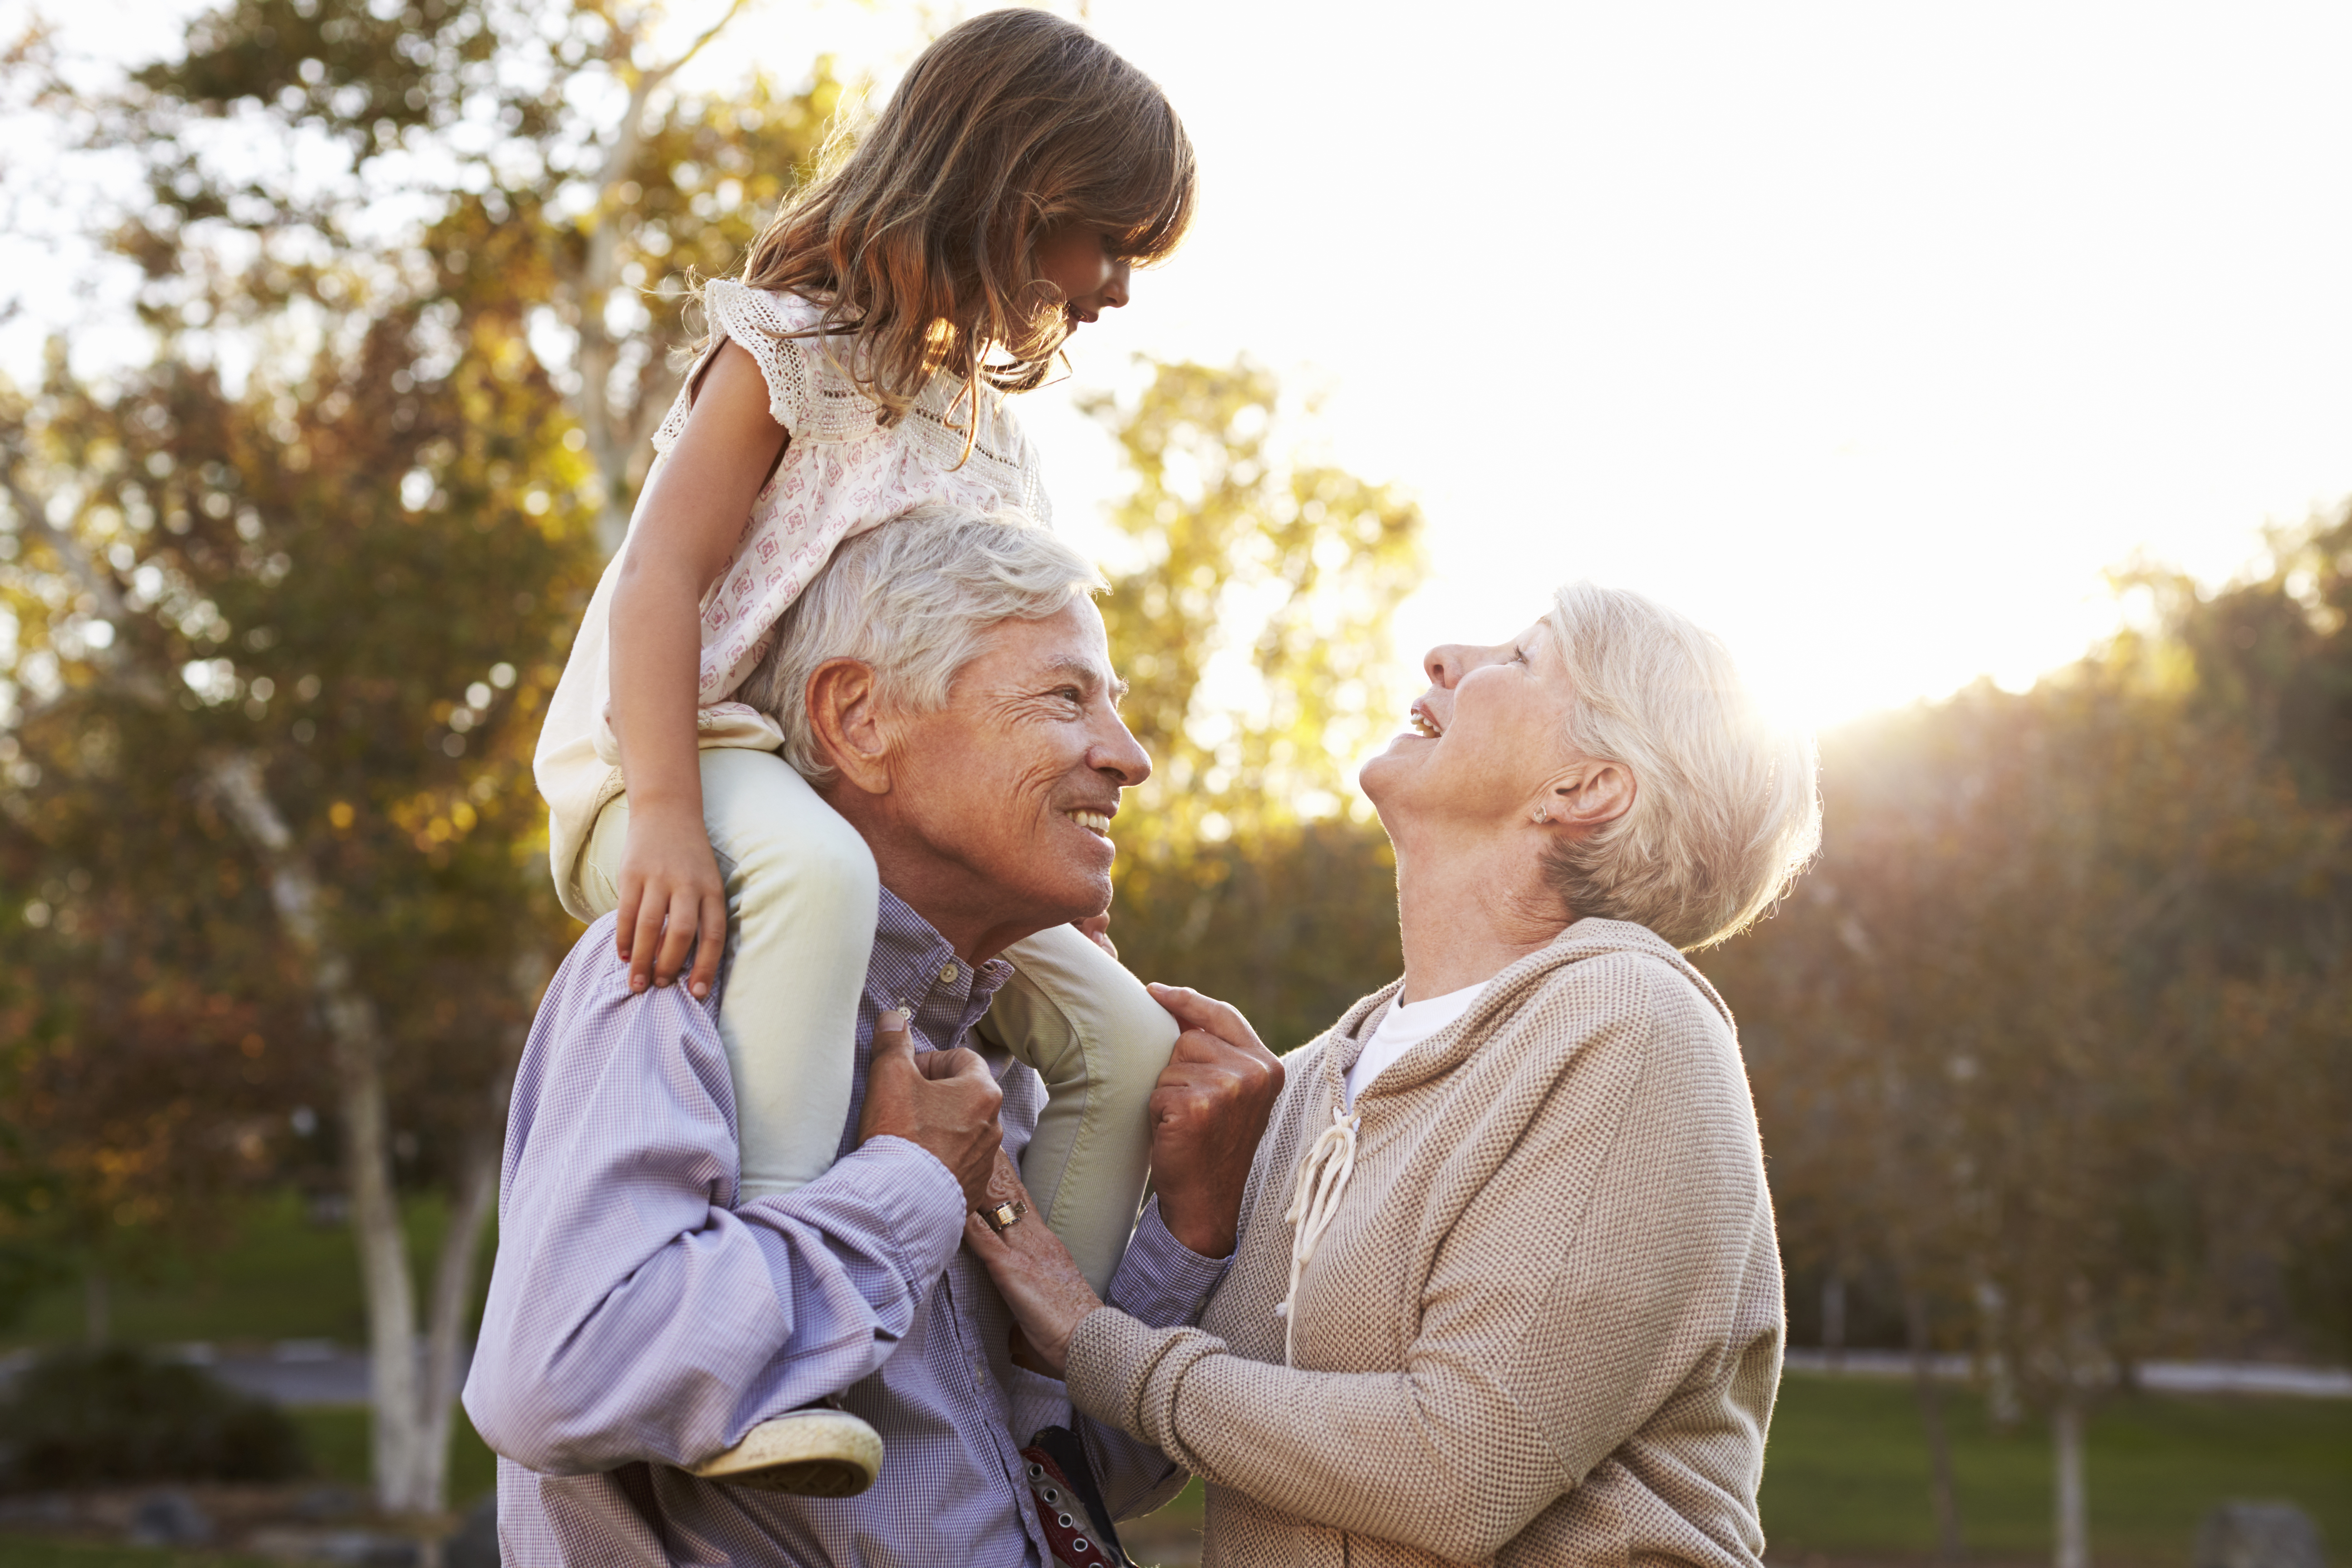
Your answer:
[729,8,1196,437]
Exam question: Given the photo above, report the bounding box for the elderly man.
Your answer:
[465,510,1282,1566]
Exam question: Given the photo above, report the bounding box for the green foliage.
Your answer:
[1088,360,1423,1045]
[0,1347,304,1491]
[0,0,843,1300]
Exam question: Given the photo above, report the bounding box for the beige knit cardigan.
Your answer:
[1067,919,1784,1567]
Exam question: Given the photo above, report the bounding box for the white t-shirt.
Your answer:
[1344,982,1485,1108]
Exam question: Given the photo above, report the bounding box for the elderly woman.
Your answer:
[969,582,1822,1567]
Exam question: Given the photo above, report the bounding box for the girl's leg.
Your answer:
[983,924,1180,1296]
[581,748,879,1199]
[575,750,886,1496]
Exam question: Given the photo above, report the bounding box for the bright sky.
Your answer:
[14,0,2352,730]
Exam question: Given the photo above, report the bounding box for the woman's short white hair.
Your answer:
[1540,582,1821,951]
[737,505,1107,784]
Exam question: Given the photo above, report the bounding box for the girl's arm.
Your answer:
[608,341,789,998]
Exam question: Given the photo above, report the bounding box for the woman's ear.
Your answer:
[1537,760,1636,836]
[806,658,894,797]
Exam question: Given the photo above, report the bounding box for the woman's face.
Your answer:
[1361,618,1582,831]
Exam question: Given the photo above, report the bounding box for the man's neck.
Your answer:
[853,818,1052,967]
[1388,819,1566,1004]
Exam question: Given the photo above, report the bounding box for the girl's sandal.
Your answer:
[688,1404,884,1497]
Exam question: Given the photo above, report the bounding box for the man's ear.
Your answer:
[1539,759,1636,837]
[806,658,894,797]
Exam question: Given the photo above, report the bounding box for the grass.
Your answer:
[4,1192,495,1351]
[1760,1372,2352,1563]
[1121,1378,2352,1568]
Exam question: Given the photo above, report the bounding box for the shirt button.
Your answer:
[941,963,959,984]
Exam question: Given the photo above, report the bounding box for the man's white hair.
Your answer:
[737,505,1107,784]
[1539,582,1822,951]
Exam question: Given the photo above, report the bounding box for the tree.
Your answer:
[4,0,839,1515]
[1706,552,2352,1566]
[1086,358,1427,1050]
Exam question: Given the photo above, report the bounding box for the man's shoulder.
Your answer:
[526,916,728,1080]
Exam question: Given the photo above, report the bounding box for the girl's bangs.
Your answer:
[1104,158,1196,265]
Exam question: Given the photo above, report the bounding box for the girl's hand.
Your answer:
[615,801,728,1000]
[963,1153,1102,1377]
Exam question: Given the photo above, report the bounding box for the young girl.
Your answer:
[531,9,1196,1494]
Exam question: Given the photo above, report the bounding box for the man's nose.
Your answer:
[1091,710,1151,788]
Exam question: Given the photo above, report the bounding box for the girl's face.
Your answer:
[1032,224,1132,330]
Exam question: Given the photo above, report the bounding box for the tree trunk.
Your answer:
[1906,1290,1965,1560]
[414,1127,499,1512]
[206,752,427,1514]
[2052,1393,2090,1568]
[1973,1274,2023,1428]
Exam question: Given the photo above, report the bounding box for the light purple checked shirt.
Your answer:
[464,892,1224,1567]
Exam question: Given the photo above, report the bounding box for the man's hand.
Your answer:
[1142,984,1285,1259]
[858,1009,1004,1208]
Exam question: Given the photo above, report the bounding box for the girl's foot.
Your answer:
[688,1405,883,1496]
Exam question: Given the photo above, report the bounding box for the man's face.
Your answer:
[886,599,1150,948]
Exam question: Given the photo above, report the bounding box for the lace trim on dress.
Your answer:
[650,283,1042,503]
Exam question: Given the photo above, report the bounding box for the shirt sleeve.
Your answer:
[461,942,967,1476]
[1077,1196,1232,1520]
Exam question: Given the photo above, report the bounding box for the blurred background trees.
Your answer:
[1087,358,1425,1050]
[0,0,840,1517]
[1707,510,2352,1562]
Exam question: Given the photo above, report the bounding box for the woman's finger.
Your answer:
[1147,982,1267,1054]
[964,1208,1010,1262]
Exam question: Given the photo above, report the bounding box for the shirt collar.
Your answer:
[868,886,1016,1048]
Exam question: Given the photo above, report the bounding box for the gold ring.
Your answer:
[981,1200,1027,1234]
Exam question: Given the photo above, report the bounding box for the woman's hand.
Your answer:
[963,1153,1101,1377]
[615,801,728,1000]
[1142,984,1284,1259]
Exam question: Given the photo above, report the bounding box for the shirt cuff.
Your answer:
[749,1134,969,1302]
[1064,1304,1185,1442]
[1104,1194,1232,1330]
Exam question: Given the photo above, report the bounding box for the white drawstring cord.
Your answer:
[1274,1100,1361,1367]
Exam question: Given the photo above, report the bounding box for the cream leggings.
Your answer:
[579,747,1176,1294]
